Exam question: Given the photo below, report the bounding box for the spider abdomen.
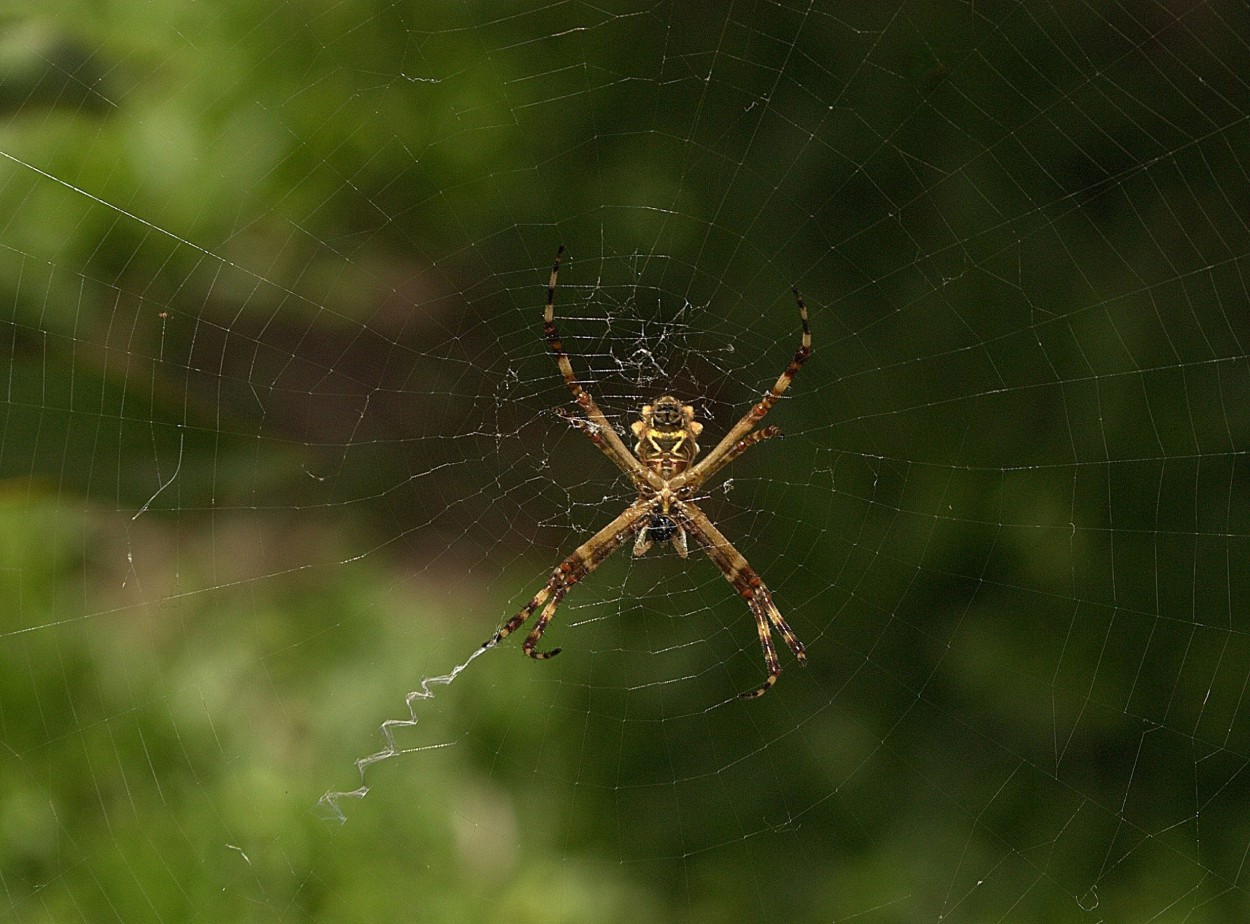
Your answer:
[638,433,695,477]
[631,395,703,479]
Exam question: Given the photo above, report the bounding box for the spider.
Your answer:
[485,246,811,699]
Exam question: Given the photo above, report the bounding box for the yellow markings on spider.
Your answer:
[486,246,811,699]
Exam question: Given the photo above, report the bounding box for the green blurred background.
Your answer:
[2,2,1249,921]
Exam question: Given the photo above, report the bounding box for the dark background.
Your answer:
[1,2,1248,921]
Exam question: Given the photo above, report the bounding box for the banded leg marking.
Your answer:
[676,287,810,488]
[541,246,654,485]
[485,499,651,660]
[690,425,781,486]
[677,500,807,699]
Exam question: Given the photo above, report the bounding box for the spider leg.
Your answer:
[678,288,810,491]
[682,425,781,487]
[554,407,637,477]
[675,499,806,699]
[486,498,652,659]
[543,247,659,487]
[523,585,570,659]
[745,592,781,699]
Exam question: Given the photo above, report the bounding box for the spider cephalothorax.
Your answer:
[486,246,812,699]
[636,511,684,559]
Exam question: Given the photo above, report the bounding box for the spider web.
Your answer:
[2,2,1249,921]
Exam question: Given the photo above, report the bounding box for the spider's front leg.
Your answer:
[675,499,807,698]
[487,563,572,660]
[486,498,652,659]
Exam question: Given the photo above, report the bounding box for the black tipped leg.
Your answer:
[738,673,778,700]
[526,646,562,660]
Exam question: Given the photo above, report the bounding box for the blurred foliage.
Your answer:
[2,2,1250,923]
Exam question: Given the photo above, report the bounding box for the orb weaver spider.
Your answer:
[485,246,811,698]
